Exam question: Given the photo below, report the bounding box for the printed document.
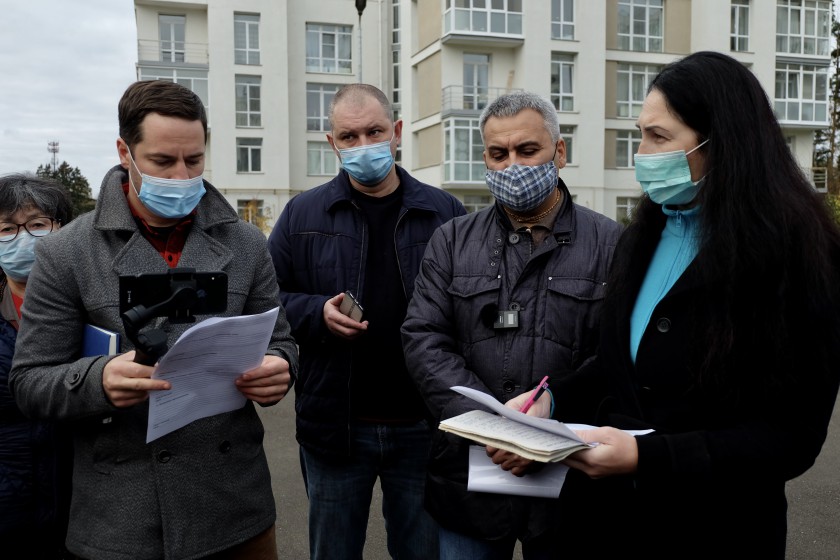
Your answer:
[146,307,279,443]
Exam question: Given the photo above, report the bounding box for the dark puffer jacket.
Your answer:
[268,167,466,460]
[402,181,622,542]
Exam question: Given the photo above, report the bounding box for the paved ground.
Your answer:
[261,395,840,560]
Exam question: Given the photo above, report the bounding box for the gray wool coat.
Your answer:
[10,165,299,560]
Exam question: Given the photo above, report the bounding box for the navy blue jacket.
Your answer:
[268,167,466,460]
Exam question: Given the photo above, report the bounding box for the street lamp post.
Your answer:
[356,0,367,83]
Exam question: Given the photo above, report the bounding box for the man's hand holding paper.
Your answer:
[235,354,292,405]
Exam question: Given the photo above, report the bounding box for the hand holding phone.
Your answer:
[339,291,364,322]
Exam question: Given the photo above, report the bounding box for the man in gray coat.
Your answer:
[401,91,622,558]
[10,80,298,560]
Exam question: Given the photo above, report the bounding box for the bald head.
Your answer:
[328,84,393,131]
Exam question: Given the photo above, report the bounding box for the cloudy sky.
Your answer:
[0,1,137,197]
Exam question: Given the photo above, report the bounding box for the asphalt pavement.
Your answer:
[260,394,840,560]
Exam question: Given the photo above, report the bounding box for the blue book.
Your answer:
[82,324,120,357]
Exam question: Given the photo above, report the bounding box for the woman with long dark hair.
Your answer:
[511,52,840,559]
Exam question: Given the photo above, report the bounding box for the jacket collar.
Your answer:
[93,165,239,233]
[324,167,443,214]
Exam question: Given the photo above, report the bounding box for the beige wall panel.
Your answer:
[416,123,442,169]
[665,0,691,54]
[604,61,618,119]
[416,0,442,52]
[604,129,617,169]
[416,52,442,120]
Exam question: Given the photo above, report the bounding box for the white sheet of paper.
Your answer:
[467,446,569,498]
[146,307,279,443]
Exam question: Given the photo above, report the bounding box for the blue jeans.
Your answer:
[439,527,556,560]
[300,420,438,560]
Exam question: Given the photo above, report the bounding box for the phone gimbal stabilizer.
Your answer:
[119,268,227,366]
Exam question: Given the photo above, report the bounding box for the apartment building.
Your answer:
[134,0,832,231]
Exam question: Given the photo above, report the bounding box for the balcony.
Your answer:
[441,85,523,117]
[137,39,209,67]
[442,5,524,47]
[810,166,827,192]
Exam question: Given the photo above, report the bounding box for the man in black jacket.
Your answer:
[402,91,622,559]
[268,84,465,560]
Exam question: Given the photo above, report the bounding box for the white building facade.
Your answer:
[134,0,832,231]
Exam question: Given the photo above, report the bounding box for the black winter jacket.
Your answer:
[268,167,465,460]
[401,181,622,541]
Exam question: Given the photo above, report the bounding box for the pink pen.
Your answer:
[519,375,550,414]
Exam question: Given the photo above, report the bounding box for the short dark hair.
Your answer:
[118,80,207,149]
[328,84,393,130]
[0,173,73,224]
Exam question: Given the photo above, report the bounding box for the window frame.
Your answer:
[617,0,663,52]
[616,63,660,119]
[775,0,831,56]
[235,75,262,128]
[307,141,339,176]
[551,0,575,40]
[306,23,353,74]
[159,14,186,63]
[615,130,641,168]
[236,137,263,173]
[551,53,575,112]
[443,118,485,184]
[306,83,341,132]
[234,13,261,65]
[730,0,750,52]
[774,62,829,124]
[559,125,575,165]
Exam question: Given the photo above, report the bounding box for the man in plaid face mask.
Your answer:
[401,91,623,559]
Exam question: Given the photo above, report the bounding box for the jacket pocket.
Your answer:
[542,277,606,356]
[446,275,501,348]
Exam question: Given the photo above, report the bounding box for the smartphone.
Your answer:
[339,290,364,322]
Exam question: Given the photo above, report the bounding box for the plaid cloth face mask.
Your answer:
[485,160,558,213]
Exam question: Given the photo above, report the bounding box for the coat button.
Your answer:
[70,372,80,383]
[656,318,671,332]
[219,440,232,454]
[157,450,172,463]
[510,302,520,311]
[508,233,520,244]
[502,380,516,393]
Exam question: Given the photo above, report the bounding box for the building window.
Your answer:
[139,68,209,109]
[551,53,574,112]
[443,0,523,35]
[616,196,640,224]
[444,118,484,183]
[616,63,659,118]
[307,142,338,176]
[731,1,750,52]
[237,138,262,173]
[234,13,261,65]
[464,53,490,110]
[306,23,352,74]
[235,75,261,127]
[617,0,663,52]
[463,194,493,213]
[775,63,828,123]
[559,125,574,165]
[392,0,401,106]
[551,0,575,40]
[159,15,185,62]
[237,199,264,224]
[616,130,641,168]
[776,0,831,56]
[307,83,341,132]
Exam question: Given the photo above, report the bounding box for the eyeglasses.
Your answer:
[0,217,59,243]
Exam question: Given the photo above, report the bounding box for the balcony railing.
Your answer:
[442,5,524,46]
[137,39,209,66]
[441,85,523,116]
[810,166,828,192]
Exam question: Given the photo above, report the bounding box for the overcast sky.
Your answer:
[0,1,137,197]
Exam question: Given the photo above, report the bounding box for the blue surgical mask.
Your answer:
[337,136,396,186]
[634,139,709,206]
[485,160,558,213]
[126,147,206,219]
[0,233,41,281]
